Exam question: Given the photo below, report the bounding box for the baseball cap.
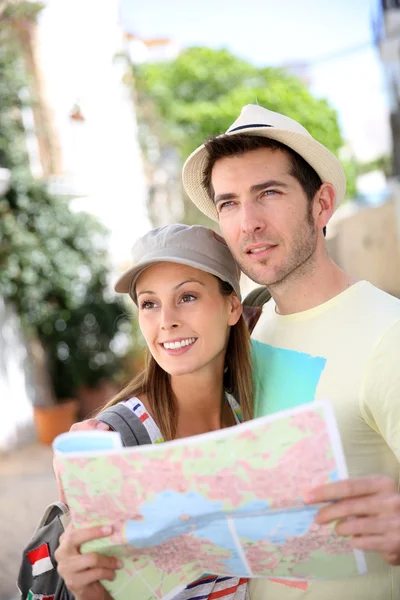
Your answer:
[114,223,242,302]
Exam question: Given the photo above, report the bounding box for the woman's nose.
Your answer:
[160,306,180,330]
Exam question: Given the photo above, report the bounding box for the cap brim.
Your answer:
[114,256,242,300]
[182,127,346,222]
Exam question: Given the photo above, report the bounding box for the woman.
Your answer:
[54,223,253,600]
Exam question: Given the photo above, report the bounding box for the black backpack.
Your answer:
[242,285,271,334]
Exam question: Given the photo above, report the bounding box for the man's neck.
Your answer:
[270,255,358,316]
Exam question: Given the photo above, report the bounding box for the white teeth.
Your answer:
[163,338,196,350]
[250,246,269,254]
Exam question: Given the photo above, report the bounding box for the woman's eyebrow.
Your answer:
[137,279,205,298]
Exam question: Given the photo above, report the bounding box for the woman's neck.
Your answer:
[170,368,226,437]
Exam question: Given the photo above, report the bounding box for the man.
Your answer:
[182,104,400,599]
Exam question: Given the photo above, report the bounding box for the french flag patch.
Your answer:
[26,543,54,577]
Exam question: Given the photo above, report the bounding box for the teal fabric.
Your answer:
[251,339,326,417]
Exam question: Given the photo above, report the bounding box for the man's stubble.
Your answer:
[234,207,318,289]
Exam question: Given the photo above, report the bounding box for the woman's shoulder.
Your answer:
[123,394,152,417]
[123,396,164,444]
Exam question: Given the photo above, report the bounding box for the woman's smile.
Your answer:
[159,337,198,355]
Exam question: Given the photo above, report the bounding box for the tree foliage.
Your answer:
[132,46,355,224]
[0,1,128,400]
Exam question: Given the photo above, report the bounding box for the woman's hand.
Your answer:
[53,419,111,503]
[55,523,122,600]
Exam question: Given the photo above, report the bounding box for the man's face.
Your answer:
[211,147,319,286]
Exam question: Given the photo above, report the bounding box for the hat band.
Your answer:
[228,123,273,133]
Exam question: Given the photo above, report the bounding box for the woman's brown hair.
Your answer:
[97,279,253,440]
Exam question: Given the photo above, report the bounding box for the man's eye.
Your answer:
[263,189,278,197]
[218,201,234,212]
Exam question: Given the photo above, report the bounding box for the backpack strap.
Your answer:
[242,286,271,334]
[97,402,152,446]
[35,501,71,532]
[18,502,72,600]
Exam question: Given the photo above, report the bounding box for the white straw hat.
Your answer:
[182,104,346,222]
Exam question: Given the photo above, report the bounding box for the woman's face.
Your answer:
[135,263,242,378]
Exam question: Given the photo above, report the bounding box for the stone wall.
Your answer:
[327,199,400,298]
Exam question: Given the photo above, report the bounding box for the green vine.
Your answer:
[0,1,129,400]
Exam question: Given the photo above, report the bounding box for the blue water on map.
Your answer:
[125,489,225,547]
[192,518,248,574]
[234,505,319,544]
[330,469,339,481]
[125,489,254,574]
[124,488,322,574]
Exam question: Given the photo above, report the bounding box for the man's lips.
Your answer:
[245,244,278,257]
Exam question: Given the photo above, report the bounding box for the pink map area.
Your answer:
[59,406,355,582]
[194,411,335,510]
[120,533,230,575]
[244,522,353,576]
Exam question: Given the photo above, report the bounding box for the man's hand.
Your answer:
[304,475,400,565]
[54,419,111,503]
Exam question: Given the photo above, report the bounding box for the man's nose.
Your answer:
[240,200,266,235]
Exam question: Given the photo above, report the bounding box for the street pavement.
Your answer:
[0,443,57,600]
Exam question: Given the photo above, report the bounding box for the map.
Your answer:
[53,401,367,600]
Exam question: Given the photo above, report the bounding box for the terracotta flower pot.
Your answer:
[33,399,79,445]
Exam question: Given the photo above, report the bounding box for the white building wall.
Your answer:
[0,299,36,452]
[34,0,150,266]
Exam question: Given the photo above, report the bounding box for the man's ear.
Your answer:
[314,183,335,230]
[228,293,243,326]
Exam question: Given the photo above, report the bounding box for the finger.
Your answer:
[52,456,67,504]
[315,491,400,525]
[59,553,122,577]
[350,534,400,556]
[70,419,110,432]
[382,551,400,566]
[59,525,113,555]
[65,567,117,592]
[315,496,384,525]
[304,476,396,504]
[335,516,396,537]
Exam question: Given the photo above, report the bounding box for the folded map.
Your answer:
[53,400,367,600]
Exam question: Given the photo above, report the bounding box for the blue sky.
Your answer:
[119,0,390,162]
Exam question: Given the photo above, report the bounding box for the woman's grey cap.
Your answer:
[114,223,242,302]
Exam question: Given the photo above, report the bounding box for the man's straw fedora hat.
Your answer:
[182,104,346,222]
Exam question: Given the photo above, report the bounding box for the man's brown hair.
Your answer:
[202,134,326,234]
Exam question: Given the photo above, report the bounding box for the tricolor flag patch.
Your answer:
[27,591,54,600]
[26,543,54,577]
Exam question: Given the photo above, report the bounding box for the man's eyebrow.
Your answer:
[250,180,289,193]
[214,180,289,204]
[137,279,204,298]
[214,192,237,204]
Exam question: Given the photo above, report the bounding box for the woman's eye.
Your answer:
[140,300,156,310]
[180,294,196,304]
